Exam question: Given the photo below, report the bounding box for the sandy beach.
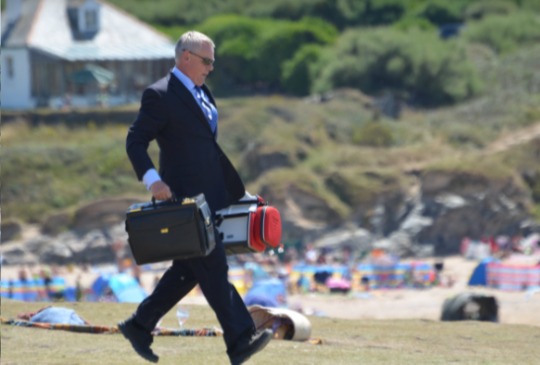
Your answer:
[185,256,540,326]
[2,255,539,327]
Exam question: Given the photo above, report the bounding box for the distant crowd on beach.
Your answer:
[4,232,538,303]
[461,233,540,260]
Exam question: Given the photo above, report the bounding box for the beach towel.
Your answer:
[1,306,223,336]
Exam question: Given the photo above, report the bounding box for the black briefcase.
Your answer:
[125,194,216,265]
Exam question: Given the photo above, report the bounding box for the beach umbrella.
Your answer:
[244,278,287,307]
[91,273,146,303]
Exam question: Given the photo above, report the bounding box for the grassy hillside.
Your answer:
[1,299,539,364]
[2,44,540,227]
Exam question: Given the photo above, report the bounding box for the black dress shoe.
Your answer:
[229,328,273,365]
[118,318,159,363]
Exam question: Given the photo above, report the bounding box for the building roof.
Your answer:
[1,0,175,61]
[1,0,41,48]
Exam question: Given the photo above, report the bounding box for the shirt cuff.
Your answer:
[142,168,161,191]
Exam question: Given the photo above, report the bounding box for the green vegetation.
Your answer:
[312,27,482,106]
[197,15,338,94]
[462,12,540,54]
[107,0,539,106]
[1,299,540,365]
[1,122,156,223]
[2,1,540,226]
[4,46,540,226]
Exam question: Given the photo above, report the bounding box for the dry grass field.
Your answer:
[1,298,540,365]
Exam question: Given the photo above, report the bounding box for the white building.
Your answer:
[1,0,175,109]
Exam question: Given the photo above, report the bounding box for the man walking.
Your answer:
[118,30,272,365]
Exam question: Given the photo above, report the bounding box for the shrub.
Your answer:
[352,121,395,147]
[199,15,265,91]
[312,27,482,107]
[256,17,338,88]
[464,0,518,20]
[281,45,323,96]
[200,15,337,93]
[356,0,408,26]
[392,16,437,32]
[461,12,540,54]
[107,0,224,26]
[411,0,470,26]
[245,0,345,26]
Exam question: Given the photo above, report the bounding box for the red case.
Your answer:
[217,197,282,255]
[251,205,282,248]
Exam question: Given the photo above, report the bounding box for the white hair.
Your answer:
[175,31,215,61]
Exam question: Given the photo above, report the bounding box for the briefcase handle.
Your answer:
[151,193,178,207]
[232,194,267,206]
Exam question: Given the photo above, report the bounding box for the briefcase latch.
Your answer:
[160,227,169,234]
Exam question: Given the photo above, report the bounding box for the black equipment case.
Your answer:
[125,194,215,265]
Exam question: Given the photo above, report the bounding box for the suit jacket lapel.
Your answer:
[168,74,214,135]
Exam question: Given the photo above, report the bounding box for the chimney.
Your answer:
[6,0,22,25]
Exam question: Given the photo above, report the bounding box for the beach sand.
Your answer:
[2,256,539,327]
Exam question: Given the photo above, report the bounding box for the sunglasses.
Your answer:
[187,50,214,66]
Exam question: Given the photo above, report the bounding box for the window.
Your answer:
[85,10,97,31]
[6,56,14,78]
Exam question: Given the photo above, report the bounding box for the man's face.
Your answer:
[181,42,215,86]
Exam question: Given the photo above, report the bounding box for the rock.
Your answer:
[1,244,39,265]
[2,166,537,266]
[285,186,342,225]
[70,197,142,234]
[1,220,23,242]
[40,241,74,265]
[72,229,115,264]
[41,212,72,236]
[416,171,532,254]
[312,227,372,251]
[243,144,293,179]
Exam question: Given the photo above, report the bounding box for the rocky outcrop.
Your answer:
[261,169,538,256]
[1,198,140,266]
[1,171,538,266]
[415,171,533,254]
[1,224,127,266]
[1,220,23,242]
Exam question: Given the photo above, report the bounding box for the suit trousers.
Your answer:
[132,231,255,351]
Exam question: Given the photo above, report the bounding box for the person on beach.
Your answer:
[117,30,272,364]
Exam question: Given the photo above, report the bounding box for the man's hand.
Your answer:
[150,181,173,201]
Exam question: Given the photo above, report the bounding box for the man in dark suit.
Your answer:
[118,30,272,365]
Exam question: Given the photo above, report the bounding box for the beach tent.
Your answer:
[292,264,349,278]
[244,278,287,307]
[0,277,64,301]
[290,263,351,292]
[90,273,146,303]
[487,261,540,291]
[244,262,270,281]
[468,257,498,286]
[0,280,10,298]
[356,262,433,289]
